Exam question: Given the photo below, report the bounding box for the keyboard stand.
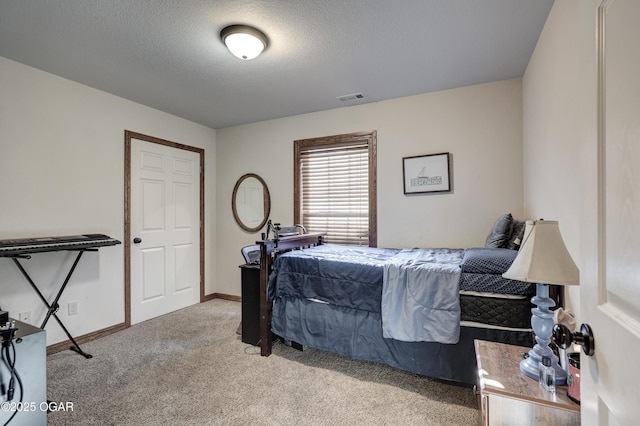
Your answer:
[10,250,94,359]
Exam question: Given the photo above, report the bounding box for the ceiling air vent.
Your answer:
[337,92,365,102]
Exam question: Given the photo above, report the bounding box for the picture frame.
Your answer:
[402,152,451,194]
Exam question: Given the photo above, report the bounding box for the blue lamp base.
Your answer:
[520,283,567,385]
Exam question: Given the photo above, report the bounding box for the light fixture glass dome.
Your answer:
[221,25,268,60]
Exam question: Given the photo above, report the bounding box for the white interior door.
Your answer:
[130,138,200,324]
[581,1,640,424]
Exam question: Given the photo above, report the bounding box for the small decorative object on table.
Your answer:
[538,355,556,392]
[566,352,581,404]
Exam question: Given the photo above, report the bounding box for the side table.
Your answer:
[475,339,580,425]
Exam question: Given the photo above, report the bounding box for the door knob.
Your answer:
[553,323,595,356]
[133,237,142,244]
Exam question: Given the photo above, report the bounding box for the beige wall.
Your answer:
[0,57,217,345]
[0,1,599,352]
[216,79,525,297]
[522,0,582,315]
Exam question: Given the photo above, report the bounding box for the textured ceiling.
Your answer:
[0,0,554,129]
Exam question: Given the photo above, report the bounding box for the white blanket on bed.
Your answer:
[381,248,463,343]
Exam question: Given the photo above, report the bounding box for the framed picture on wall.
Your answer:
[402,152,451,194]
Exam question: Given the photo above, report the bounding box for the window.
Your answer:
[294,131,377,247]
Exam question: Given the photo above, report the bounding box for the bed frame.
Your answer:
[258,233,325,356]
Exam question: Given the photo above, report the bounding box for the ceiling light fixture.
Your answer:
[220,25,268,60]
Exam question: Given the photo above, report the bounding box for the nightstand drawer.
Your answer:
[482,393,579,425]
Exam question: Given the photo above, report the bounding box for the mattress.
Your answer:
[458,247,535,296]
[459,292,532,329]
[459,272,535,296]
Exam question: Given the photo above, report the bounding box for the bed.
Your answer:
[256,228,560,385]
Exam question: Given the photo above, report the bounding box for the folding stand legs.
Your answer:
[12,251,93,359]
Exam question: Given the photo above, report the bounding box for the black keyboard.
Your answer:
[0,234,121,256]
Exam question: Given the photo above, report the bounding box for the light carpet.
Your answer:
[46,299,479,425]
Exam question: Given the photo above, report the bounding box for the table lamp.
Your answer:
[502,219,579,385]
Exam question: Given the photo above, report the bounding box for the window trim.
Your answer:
[294,131,377,247]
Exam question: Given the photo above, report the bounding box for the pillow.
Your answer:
[507,219,526,250]
[484,213,513,248]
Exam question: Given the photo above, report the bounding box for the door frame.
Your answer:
[124,130,205,327]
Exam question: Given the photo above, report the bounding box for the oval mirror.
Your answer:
[232,173,271,233]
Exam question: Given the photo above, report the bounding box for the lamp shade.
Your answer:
[221,25,268,60]
[502,220,579,286]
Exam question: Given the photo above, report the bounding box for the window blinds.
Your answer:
[299,143,369,246]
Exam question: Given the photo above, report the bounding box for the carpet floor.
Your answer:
[46,299,479,425]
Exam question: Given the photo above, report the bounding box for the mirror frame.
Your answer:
[232,173,271,233]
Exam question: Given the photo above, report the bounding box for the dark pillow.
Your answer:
[484,213,513,248]
[507,220,526,250]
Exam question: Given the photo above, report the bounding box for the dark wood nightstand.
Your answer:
[239,263,260,346]
[475,340,580,425]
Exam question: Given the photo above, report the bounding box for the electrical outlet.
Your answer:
[68,302,78,316]
[19,311,31,323]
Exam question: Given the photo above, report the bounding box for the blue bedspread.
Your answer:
[270,244,400,313]
[270,245,464,343]
[381,248,463,343]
